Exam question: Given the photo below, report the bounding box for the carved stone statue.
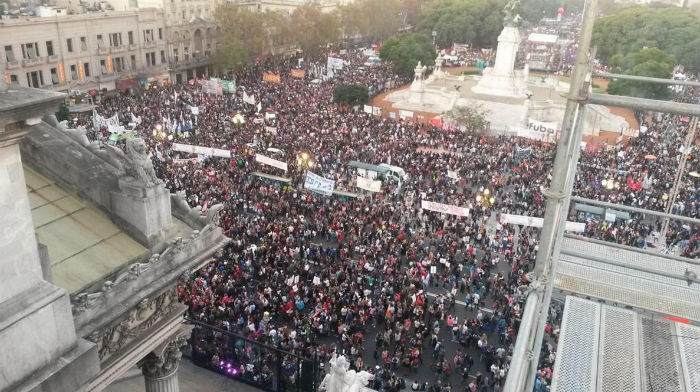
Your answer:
[345,370,375,392]
[105,138,162,187]
[321,354,351,392]
[503,0,522,26]
[413,61,427,82]
[433,55,445,79]
[139,336,187,379]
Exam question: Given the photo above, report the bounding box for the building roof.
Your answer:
[528,33,559,44]
[554,236,700,322]
[24,165,150,294]
[552,296,700,392]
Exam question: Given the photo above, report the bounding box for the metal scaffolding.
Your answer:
[503,0,700,389]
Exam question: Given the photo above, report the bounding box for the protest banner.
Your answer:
[291,69,306,79]
[363,105,373,114]
[447,170,460,180]
[356,176,382,192]
[304,171,335,196]
[421,200,469,217]
[499,213,585,232]
[255,153,288,172]
[190,106,199,115]
[327,57,344,70]
[172,143,231,158]
[263,72,281,83]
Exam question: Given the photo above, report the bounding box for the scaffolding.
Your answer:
[503,0,700,389]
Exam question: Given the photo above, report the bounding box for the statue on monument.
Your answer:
[503,0,522,26]
[414,61,427,82]
[320,354,375,392]
[105,137,162,187]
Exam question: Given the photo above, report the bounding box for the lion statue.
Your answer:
[124,138,161,187]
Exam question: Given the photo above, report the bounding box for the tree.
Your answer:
[290,3,340,58]
[416,0,508,48]
[607,48,676,99]
[339,0,403,42]
[56,103,70,122]
[593,6,700,74]
[333,83,369,106]
[379,33,435,77]
[443,103,490,133]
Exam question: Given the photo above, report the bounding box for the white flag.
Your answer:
[256,102,262,113]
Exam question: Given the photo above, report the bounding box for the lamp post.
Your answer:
[475,188,496,208]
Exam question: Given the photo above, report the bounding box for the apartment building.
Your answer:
[1,9,170,92]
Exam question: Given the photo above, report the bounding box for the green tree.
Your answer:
[332,83,369,106]
[339,0,403,42]
[290,3,340,58]
[379,33,435,77]
[593,6,700,74]
[416,0,508,48]
[56,103,70,122]
[607,48,676,99]
[443,103,490,133]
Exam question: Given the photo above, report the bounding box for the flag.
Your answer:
[256,102,262,112]
[627,175,642,191]
[263,72,281,83]
[243,91,256,105]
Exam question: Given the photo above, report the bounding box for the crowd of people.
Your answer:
[86,46,697,391]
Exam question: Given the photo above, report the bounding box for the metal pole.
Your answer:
[589,94,700,117]
[593,72,700,87]
[501,291,539,391]
[661,116,699,240]
[504,0,597,388]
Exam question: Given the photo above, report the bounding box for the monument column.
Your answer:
[139,336,187,392]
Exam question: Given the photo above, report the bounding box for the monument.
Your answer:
[471,0,527,98]
[320,354,376,392]
[408,61,428,104]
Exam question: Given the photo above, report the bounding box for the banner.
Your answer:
[255,154,288,172]
[515,146,532,160]
[399,110,414,119]
[500,214,585,232]
[264,126,277,134]
[190,106,199,115]
[172,143,231,158]
[199,79,223,95]
[421,200,469,217]
[447,170,460,180]
[304,171,335,196]
[130,113,142,125]
[242,91,256,105]
[356,176,382,192]
[221,79,236,94]
[522,119,557,142]
[291,69,306,79]
[172,158,198,166]
[363,105,373,114]
[327,57,344,70]
[263,72,281,83]
[92,111,120,130]
[372,106,381,116]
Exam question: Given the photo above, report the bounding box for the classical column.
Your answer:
[139,336,187,392]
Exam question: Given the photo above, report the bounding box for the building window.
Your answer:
[160,50,166,64]
[70,64,78,80]
[114,57,124,72]
[80,36,87,51]
[184,47,189,60]
[21,42,39,59]
[66,38,73,53]
[50,67,59,84]
[109,33,122,47]
[46,41,54,57]
[26,70,44,88]
[158,28,163,40]
[128,31,134,45]
[173,49,178,62]
[100,59,107,74]
[4,45,14,62]
[97,34,105,49]
[143,29,154,43]
[130,54,136,69]
[83,62,91,77]
[10,74,18,84]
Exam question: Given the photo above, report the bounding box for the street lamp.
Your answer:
[297,151,314,170]
[475,188,495,208]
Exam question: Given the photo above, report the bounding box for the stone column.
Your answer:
[139,336,187,392]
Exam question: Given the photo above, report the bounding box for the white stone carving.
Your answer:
[320,354,376,392]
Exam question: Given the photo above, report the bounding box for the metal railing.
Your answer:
[185,317,322,392]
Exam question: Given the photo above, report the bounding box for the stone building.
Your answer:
[1,9,171,92]
[0,69,228,391]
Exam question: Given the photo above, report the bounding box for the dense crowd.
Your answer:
[88,47,697,391]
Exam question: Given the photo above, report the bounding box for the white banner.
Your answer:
[107,124,126,134]
[372,106,381,116]
[242,91,256,105]
[190,106,199,115]
[399,110,414,119]
[265,126,277,134]
[255,154,288,172]
[304,171,335,196]
[421,200,470,217]
[447,170,460,180]
[363,105,373,114]
[93,111,120,130]
[172,143,231,158]
[327,57,344,70]
[356,176,382,192]
[500,214,585,232]
[518,119,557,142]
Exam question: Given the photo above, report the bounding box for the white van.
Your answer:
[379,164,409,182]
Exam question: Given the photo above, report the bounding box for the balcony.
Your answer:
[129,43,138,51]
[168,55,210,71]
[6,59,20,69]
[22,56,45,67]
[98,73,118,82]
[97,46,109,55]
[111,45,126,54]
[47,54,59,63]
[143,40,156,49]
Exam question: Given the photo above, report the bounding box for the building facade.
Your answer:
[1,9,171,92]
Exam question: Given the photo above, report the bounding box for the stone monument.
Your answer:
[433,54,445,80]
[408,61,427,104]
[320,354,376,392]
[107,137,172,245]
[471,0,527,98]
